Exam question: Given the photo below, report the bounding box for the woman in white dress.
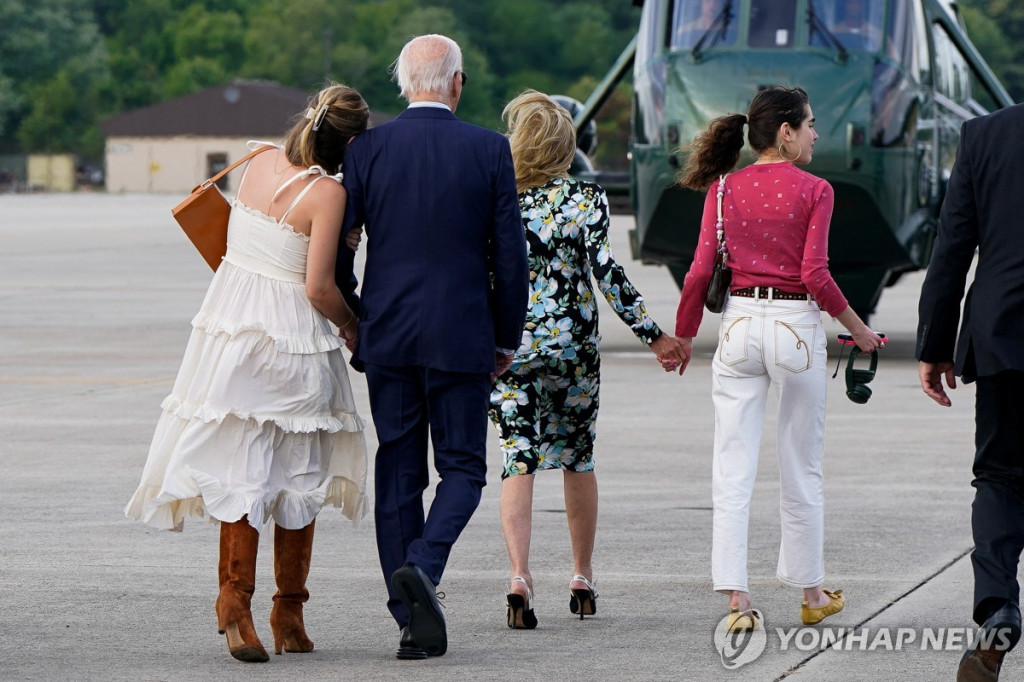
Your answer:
[125,83,370,663]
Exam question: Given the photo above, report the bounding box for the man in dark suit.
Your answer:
[917,103,1024,682]
[337,34,529,658]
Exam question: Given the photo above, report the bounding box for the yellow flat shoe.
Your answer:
[802,589,845,625]
[726,606,762,632]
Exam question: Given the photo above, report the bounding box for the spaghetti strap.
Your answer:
[237,141,280,197]
[279,175,325,225]
[274,166,344,225]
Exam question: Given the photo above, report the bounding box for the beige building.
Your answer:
[100,81,387,194]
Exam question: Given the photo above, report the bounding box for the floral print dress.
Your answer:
[489,178,662,478]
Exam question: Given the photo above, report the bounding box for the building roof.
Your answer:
[100,80,389,137]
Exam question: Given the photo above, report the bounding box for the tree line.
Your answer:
[0,0,1020,170]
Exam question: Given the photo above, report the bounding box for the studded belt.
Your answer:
[730,286,813,302]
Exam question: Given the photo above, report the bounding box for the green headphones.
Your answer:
[845,347,878,404]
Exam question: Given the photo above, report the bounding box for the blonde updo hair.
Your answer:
[503,90,576,193]
[282,83,369,173]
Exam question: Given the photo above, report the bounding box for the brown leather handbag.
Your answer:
[171,146,273,271]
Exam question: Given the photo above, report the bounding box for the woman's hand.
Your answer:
[337,313,358,352]
[851,326,885,354]
[834,307,885,354]
[344,225,363,251]
[650,333,690,375]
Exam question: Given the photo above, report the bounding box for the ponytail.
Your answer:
[677,113,747,191]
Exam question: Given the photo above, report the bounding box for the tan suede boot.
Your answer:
[215,518,269,663]
[269,520,316,654]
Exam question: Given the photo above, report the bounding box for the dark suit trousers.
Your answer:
[971,370,1024,624]
[364,363,490,626]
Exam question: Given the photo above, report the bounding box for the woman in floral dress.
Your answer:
[491,90,685,629]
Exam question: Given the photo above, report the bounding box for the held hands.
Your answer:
[650,333,691,375]
[919,360,955,407]
[337,313,358,353]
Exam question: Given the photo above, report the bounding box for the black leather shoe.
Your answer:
[396,626,427,660]
[958,603,1022,682]
[391,564,447,657]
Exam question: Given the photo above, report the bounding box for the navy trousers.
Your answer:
[971,370,1024,624]
[364,363,491,627]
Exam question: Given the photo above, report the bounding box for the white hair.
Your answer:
[392,34,463,100]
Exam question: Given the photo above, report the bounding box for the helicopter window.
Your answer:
[749,0,796,48]
[808,0,883,52]
[671,0,737,50]
[885,0,922,79]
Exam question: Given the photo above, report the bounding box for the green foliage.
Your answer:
[3,0,1021,164]
[0,0,108,142]
[960,0,1024,102]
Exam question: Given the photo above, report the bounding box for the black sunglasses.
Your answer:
[458,71,468,87]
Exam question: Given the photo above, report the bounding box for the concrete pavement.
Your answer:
[0,193,1008,681]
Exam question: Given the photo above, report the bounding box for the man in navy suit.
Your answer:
[338,34,529,658]
[917,104,1024,681]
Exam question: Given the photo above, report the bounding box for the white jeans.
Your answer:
[710,295,828,594]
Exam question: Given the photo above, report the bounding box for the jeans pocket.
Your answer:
[718,316,751,366]
[773,320,815,372]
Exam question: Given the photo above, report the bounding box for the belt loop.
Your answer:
[767,286,774,303]
[754,285,761,300]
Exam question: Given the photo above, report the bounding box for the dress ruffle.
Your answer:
[125,410,368,532]
[160,395,364,435]
[125,215,368,532]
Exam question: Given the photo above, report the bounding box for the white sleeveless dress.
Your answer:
[125,160,368,532]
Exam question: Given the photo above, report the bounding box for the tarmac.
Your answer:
[0,192,1010,681]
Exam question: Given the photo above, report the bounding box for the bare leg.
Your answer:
[564,470,598,585]
[730,590,752,612]
[500,473,535,595]
[803,586,830,607]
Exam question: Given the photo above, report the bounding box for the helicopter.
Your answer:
[572,0,1013,317]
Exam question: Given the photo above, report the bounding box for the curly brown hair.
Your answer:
[678,85,809,190]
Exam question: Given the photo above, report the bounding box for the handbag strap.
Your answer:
[198,145,274,189]
[715,174,727,255]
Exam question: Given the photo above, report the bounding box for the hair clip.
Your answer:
[312,105,328,131]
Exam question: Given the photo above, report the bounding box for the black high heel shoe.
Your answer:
[506,576,538,629]
[568,575,597,620]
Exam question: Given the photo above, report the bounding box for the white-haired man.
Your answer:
[337,34,529,659]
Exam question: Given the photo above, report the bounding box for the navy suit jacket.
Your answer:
[337,106,529,374]
[917,104,1024,382]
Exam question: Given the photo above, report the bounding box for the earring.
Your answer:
[779,141,802,162]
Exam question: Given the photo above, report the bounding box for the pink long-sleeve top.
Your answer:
[674,162,849,337]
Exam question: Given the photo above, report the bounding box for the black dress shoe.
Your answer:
[958,603,1022,682]
[396,626,427,660]
[391,564,447,656]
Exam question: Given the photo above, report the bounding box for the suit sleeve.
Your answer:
[916,122,979,362]
[489,142,530,351]
[337,146,364,316]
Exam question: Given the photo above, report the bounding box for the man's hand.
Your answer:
[919,360,956,406]
[493,351,514,380]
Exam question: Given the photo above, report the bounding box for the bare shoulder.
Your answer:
[309,175,347,202]
[300,175,347,217]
